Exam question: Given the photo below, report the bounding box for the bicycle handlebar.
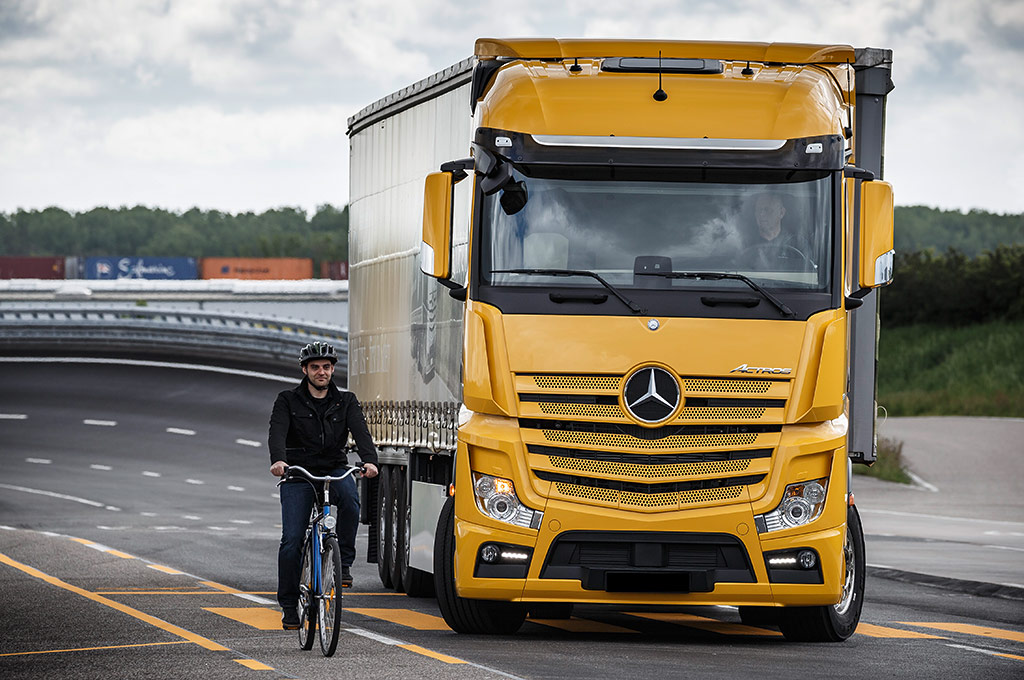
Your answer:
[282,464,366,484]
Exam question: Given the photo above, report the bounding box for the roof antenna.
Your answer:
[653,50,668,101]
[569,57,582,73]
[741,61,754,76]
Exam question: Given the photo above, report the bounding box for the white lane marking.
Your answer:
[906,470,939,492]
[185,479,204,485]
[0,413,28,419]
[141,512,158,517]
[982,544,1024,553]
[1002,582,1024,588]
[90,464,113,471]
[233,593,276,605]
[229,520,252,525]
[182,515,201,520]
[859,508,1024,528]
[271,493,280,499]
[83,419,117,427]
[26,458,51,464]
[142,471,161,477]
[154,526,186,531]
[0,356,295,383]
[0,525,17,531]
[985,530,1024,537]
[97,526,128,530]
[227,486,245,492]
[0,483,112,509]
[105,506,122,512]
[946,643,1024,660]
[166,427,196,436]
[235,439,261,448]
[147,564,185,575]
[208,526,236,531]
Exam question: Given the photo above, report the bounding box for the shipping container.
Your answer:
[0,256,65,279]
[85,256,198,280]
[320,261,349,280]
[201,257,313,280]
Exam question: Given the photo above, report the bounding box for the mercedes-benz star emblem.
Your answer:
[623,366,680,424]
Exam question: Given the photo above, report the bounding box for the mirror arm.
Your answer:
[845,287,871,309]
[844,165,875,180]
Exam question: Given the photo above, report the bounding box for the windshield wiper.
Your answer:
[636,270,795,318]
[491,268,645,314]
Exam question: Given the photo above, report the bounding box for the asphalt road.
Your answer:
[1,360,1022,679]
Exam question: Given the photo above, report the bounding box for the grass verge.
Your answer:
[877,320,1024,417]
[852,436,912,484]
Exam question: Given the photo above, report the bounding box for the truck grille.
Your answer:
[517,372,790,512]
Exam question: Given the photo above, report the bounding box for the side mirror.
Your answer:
[859,180,894,288]
[421,171,453,280]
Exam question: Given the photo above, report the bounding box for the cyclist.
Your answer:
[269,341,379,630]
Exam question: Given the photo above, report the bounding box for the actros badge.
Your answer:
[622,366,681,424]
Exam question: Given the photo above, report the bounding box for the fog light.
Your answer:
[798,550,817,569]
[480,543,501,563]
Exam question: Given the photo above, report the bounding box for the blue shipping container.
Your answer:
[85,256,198,280]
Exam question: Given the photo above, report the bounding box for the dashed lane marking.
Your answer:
[236,439,262,448]
[199,580,276,605]
[143,471,161,477]
[91,464,113,471]
[204,607,281,631]
[166,427,196,436]
[26,458,51,464]
[83,419,117,427]
[0,483,119,511]
[0,641,191,658]
[627,612,783,637]
[0,551,228,651]
[0,413,28,419]
[397,644,467,665]
[148,564,185,575]
[69,538,135,560]
[348,608,451,630]
[946,643,1024,662]
[343,627,519,676]
[235,659,275,670]
[855,623,945,639]
[899,622,1024,643]
[185,479,205,485]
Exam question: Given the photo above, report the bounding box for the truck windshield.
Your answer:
[480,169,833,295]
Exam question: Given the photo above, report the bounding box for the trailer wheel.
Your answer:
[433,498,527,634]
[778,505,866,642]
[389,466,406,593]
[375,466,393,589]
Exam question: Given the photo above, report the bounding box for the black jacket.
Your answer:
[268,379,378,474]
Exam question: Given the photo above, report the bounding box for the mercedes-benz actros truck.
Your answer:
[347,38,894,642]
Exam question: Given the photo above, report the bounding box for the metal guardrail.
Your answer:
[0,304,347,374]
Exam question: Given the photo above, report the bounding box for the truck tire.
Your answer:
[389,466,406,593]
[778,505,866,642]
[400,469,436,598]
[433,497,527,634]
[376,466,394,589]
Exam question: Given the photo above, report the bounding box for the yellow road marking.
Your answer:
[899,622,1024,643]
[70,538,96,546]
[147,564,184,575]
[200,580,244,594]
[627,612,783,637]
[855,623,944,639]
[204,607,282,631]
[0,551,229,651]
[105,549,135,559]
[97,590,242,595]
[397,644,467,664]
[235,659,275,670]
[0,640,190,657]
[529,617,639,634]
[349,608,451,630]
[996,652,1024,662]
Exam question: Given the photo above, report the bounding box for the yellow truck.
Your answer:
[347,38,894,642]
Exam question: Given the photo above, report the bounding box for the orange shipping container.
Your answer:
[201,257,313,280]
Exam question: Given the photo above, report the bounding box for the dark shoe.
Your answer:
[282,607,300,630]
[341,566,352,588]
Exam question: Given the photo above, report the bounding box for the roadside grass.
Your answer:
[852,436,912,484]
[876,319,1024,417]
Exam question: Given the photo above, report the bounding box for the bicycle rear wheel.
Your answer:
[298,533,317,650]
[318,536,343,656]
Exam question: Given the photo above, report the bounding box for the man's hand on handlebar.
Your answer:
[362,463,379,479]
[270,461,288,477]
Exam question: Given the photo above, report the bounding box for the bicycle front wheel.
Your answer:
[298,534,317,650]
[318,536,343,656]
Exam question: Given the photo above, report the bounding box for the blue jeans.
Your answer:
[277,469,359,609]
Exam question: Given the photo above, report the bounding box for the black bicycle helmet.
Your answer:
[299,341,337,366]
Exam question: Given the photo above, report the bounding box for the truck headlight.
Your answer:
[472,473,543,529]
[755,478,828,533]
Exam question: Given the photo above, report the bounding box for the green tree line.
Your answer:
[0,205,349,262]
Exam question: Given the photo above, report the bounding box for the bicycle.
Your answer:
[280,464,365,657]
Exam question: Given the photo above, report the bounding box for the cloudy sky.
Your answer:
[1,0,1022,216]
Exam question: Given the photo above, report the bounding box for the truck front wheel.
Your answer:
[778,504,866,642]
[433,498,527,634]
